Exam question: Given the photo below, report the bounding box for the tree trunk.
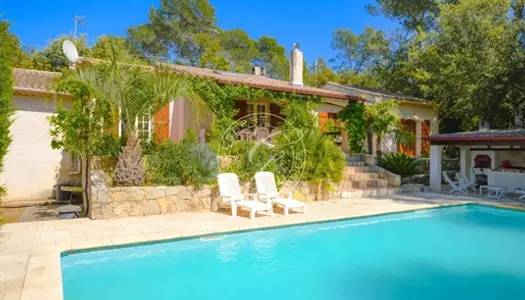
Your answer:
[376,135,383,158]
[115,133,145,186]
[81,157,91,218]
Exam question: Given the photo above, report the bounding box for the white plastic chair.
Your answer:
[218,173,273,219]
[254,172,307,216]
[455,172,476,192]
[443,171,466,194]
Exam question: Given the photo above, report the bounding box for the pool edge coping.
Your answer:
[60,201,518,257]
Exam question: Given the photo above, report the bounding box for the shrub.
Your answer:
[0,23,15,197]
[146,132,218,188]
[275,129,346,199]
[224,140,277,183]
[378,152,423,178]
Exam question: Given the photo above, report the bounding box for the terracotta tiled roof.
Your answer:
[323,82,429,104]
[12,64,360,101]
[159,64,359,101]
[13,68,61,94]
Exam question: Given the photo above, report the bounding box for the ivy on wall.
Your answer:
[338,101,366,154]
[189,77,323,143]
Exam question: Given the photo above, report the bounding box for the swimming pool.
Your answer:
[61,205,525,300]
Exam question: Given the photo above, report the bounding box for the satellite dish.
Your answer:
[62,40,79,63]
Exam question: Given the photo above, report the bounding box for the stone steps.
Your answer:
[345,154,361,162]
[339,179,388,190]
[345,173,380,181]
[351,179,388,189]
[340,187,400,198]
[343,166,376,174]
[339,154,400,198]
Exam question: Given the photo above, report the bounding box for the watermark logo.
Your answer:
[216,113,306,185]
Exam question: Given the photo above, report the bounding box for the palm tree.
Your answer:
[366,99,412,157]
[64,45,203,186]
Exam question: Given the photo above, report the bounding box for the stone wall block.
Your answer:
[114,203,132,217]
[109,191,130,203]
[144,199,160,215]
[129,201,144,216]
[166,187,180,197]
[144,187,167,199]
[156,197,174,214]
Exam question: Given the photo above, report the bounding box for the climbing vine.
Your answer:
[188,77,323,143]
[338,101,366,154]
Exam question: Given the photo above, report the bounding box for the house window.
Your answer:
[137,113,152,141]
[118,111,152,141]
[247,103,269,127]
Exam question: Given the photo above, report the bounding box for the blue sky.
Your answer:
[0,0,397,63]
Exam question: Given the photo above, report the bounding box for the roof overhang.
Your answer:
[424,135,525,146]
[395,99,437,109]
[216,79,362,101]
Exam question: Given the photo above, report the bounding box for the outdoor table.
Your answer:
[479,185,507,199]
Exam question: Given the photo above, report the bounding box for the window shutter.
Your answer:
[153,104,170,142]
[318,112,329,131]
[270,103,282,127]
[234,100,247,120]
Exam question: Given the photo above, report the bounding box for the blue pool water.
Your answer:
[61,205,525,300]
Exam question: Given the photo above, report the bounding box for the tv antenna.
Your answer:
[73,15,86,41]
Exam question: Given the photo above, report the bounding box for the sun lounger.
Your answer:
[455,172,476,192]
[254,172,306,216]
[443,171,467,194]
[218,173,273,219]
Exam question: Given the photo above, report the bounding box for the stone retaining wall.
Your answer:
[91,186,216,219]
[90,171,218,219]
[89,171,340,219]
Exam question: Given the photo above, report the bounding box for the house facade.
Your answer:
[322,82,439,157]
[3,47,360,202]
[1,69,79,201]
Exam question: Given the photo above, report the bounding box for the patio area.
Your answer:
[1,193,524,300]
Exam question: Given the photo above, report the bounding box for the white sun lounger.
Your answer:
[443,171,467,194]
[218,173,273,219]
[514,187,525,200]
[254,172,306,216]
[455,172,476,192]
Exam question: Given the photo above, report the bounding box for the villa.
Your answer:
[1,46,440,203]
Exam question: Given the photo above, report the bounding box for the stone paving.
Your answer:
[0,193,523,300]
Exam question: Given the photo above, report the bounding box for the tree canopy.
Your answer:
[5,0,525,132]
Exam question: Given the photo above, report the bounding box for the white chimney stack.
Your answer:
[290,43,303,86]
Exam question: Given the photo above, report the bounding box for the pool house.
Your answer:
[425,127,525,193]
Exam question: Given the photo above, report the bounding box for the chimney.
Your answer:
[289,43,303,86]
[261,66,267,76]
[252,65,262,76]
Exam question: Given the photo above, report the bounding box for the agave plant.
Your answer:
[377,152,423,178]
